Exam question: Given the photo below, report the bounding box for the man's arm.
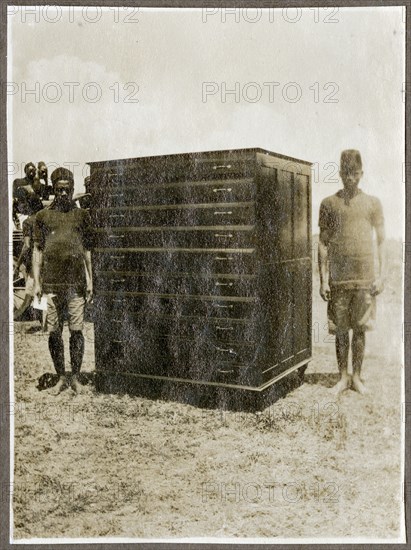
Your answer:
[14,237,30,275]
[83,250,93,303]
[81,210,93,303]
[372,221,387,295]
[32,243,43,300]
[318,229,331,301]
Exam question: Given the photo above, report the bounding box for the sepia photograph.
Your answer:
[5,3,407,544]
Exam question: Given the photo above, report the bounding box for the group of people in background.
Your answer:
[13,164,93,394]
[12,162,53,230]
[13,162,52,320]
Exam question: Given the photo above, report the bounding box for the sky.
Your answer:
[7,6,405,238]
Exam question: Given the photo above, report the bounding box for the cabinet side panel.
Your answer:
[294,171,312,361]
[256,157,312,385]
[293,259,312,360]
[294,173,310,258]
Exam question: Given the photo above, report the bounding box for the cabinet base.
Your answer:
[95,363,309,412]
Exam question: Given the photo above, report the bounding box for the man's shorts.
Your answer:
[327,287,376,334]
[47,289,85,332]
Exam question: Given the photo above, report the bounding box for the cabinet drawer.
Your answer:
[192,157,254,180]
[91,202,255,227]
[89,157,194,187]
[93,292,256,319]
[95,324,260,385]
[94,271,256,297]
[90,178,255,208]
[93,226,255,249]
[96,313,259,344]
[97,331,256,362]
[167,337,259,367]
[151,317,258,344]
[89,155,254,187]
[92,248,257,274]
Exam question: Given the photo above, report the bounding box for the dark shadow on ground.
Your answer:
[37,372,96,391]
[26,325,44,334]
[304,372,340,388]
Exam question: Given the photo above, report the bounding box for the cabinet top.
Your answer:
[87,148,312,168]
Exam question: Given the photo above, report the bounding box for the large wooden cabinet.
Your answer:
[88,148,312,397]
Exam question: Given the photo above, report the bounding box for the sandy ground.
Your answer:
[12,266,404,541]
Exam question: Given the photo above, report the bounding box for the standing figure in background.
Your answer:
[37,161,53,200]
[12,162,43,228]
[14,201,45,321]
[32,168,93,394]
[318,149,386,395]
[72,176,91,210]
[13,162,36,195]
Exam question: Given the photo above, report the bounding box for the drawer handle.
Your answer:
[213,187,232,193]
[215,256,234,261]
[110,255,125,260]
[215,282,233,287]
[214,233,233,238]
[215,326,234,331]
[112,279,126,283]
[214,211,232,215]
[113,298,126,303]
[108,234,125,239]
[217,369,235,374]
[213,164,232,170]
[215,304,233,309]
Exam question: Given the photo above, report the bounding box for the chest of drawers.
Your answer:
[88,148,312,399]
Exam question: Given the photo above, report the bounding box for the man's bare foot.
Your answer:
[352,374,368,395]
[331,376,351,395]
[71,375,83,394]
[52,376,67,395]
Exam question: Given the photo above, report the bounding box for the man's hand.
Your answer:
[320,282,331,301]
[86,281,93,304]
[371,277,385,296]
[33,282,42,301]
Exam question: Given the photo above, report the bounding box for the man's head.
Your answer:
[38,161,48,182]
[339,149,363,193]
[50,167,75,210]
[24,162,36,180]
